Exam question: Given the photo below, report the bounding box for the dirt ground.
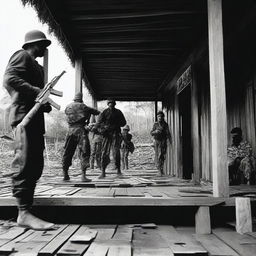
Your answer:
[0,137,156,185]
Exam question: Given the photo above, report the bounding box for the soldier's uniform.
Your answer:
[151,112,171,175]
[96,99,126,177]
[120,125,133,170]
[90,124,103,169]
[3,49,51,211]
[62,95,100,181]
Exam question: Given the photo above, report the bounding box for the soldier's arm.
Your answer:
[150,123,157,136]
[119,110,127,127]
[3,51,41,97]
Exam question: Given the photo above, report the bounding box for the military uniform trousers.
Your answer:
[12,124,45,210]
[62,126,90,172]
[90,139,102,169]
[101,132,121,170]
[154,139,167,172]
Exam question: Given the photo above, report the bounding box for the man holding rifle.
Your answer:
[3,30,58,230]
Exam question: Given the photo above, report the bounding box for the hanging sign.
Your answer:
[176,65,192,95]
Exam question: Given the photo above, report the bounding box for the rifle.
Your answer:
[19,71,65,127]
[11,71,65,170]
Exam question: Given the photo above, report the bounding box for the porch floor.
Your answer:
[0,223,255,255]
[0,168,255,207]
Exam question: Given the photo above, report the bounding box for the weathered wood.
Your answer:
[107,245,131,256]
[195,206,211,234]
[57,225,91,256]
[213,228,256,256]
[43,49,49,84]
[191,64,200,183]
[39,225,80,256]
[207,0,229,197]
[0,196,225,206]
[0,226,26,247]
[111,226,133,242]
[235,197,252,234]
[75,58,83,95]
[83,242,108,256]
[195,234,240,256]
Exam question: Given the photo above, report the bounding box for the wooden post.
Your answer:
[43,49,49,167]
[235,197,252,234]
[195,206,211,234]
[207,0,229,197]
[75,58,83,95]
[155,101,158,121]
[191,65,200,184]
[43,49,49,84]
[90,97,98,123]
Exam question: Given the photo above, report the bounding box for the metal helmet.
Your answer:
[107,98,116,105]
[22,30,51,49]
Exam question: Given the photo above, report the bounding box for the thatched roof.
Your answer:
[21,0,207,101]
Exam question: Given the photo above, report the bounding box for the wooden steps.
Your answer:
[0,224,254,255]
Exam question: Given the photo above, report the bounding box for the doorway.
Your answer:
[179,85,193,179]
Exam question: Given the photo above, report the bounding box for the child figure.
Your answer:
[121,125,133,170]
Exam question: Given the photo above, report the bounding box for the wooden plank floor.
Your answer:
[0,168,255,206]
[0,223,254,255]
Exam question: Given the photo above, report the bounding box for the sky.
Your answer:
[0,0,77,110]
[0,1,156,115]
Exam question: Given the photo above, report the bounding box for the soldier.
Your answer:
[62,93,100,182]
[120,125,133,170]
[89,122,103,170]
[151,111,172,176]
[95,99,126,178]
[3,30,54,230]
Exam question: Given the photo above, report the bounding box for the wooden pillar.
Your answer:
[235,197,252,234]
[75,58,83,95]
[154,101,158,121]
[191,65,200,183]
[43,49,49,84]
[207,0,229,197]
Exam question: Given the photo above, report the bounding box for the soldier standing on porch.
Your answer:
[3,30,54,230]
[151,111,172,176]
[62,92,100,181]
[95,99,126,178]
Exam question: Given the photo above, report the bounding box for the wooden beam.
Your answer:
[191,65,200,184]
[75,58,83,95]
[155,101,158,121]
[71,11,201,21]
[207,0,229,197]
[235,197,252,234]
[195,206,211,234]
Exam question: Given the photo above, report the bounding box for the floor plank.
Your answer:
[213,228,256,256]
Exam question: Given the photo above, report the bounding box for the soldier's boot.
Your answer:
[90,158,94,170]
[63,168,70,181]
[117,165,122,176]
[125,159,129,170]
[81,169,91,182]
[98,167,106,179]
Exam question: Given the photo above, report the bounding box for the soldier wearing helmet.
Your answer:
[151,110,172,176]
[62,92,100,182]
[3,30,53,230]
[94,98,126,178]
